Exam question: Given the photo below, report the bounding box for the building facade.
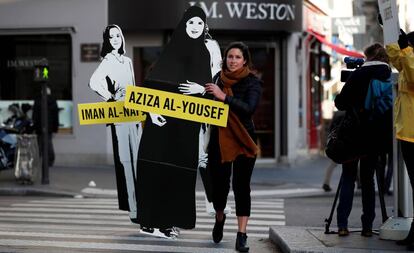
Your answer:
[0,0,330,165]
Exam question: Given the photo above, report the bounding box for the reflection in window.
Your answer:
[0,34,72,133]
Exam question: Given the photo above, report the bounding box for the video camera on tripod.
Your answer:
[340,57,365,82]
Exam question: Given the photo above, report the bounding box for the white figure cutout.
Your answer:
[89,24,141,222]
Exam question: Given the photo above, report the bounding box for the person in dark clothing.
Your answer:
[205,41,262,252]
[32,86,59,166]
[334,43,391,237]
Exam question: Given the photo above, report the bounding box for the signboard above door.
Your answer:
[109,0,302,32]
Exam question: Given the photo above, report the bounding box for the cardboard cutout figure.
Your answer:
[89,24,141,221]
[199,37,227,215]
[136,6,211,229]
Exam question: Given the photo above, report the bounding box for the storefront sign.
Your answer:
[81,44,100,62]
[6,58,44,69]
[109,0,302,32]
[332,16,366,34]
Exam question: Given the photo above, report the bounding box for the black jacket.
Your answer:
[335,61,391,112]
[214,72,262,137]
[335,61,392,153]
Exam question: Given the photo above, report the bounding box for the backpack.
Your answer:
[364,78,393,120]
[325,109,366,164]
[363,78,393,153]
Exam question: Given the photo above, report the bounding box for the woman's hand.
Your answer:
[205,83,226,102]
[149,113,167,127]
[179,80,205,95]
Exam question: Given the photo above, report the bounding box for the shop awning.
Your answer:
[308,30,364,58]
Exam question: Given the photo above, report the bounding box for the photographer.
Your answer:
[334,43,391,237]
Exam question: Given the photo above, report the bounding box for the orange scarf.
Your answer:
[219,67,259,162]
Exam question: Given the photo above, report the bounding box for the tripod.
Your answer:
[324,158,389,234]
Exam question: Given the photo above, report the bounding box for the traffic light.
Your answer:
[34,58,49,82]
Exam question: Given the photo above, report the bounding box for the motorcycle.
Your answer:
[0,103,34,171]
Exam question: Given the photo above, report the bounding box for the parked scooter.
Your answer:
[0,103,34,172]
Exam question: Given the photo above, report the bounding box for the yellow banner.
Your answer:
[125,86,228,127]
[78,101,146,125]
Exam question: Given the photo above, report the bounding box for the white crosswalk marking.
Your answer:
[0,196,285,252]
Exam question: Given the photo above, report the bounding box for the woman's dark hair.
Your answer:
[363,42,389,63]
[100,24,125,58]
[222,41,252,71]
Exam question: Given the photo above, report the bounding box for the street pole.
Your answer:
[41,80,49,184]
[34,58,49,185]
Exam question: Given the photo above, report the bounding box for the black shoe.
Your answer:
[235,232,249,252]
[338,228,349,236]
[397,221,414,246]
[322,184,332,192]
[212,214,226,243]
[361,228,373,237]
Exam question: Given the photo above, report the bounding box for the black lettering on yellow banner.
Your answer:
[78,101,146,125]
[125,86,229,127]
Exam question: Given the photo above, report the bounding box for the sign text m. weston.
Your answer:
[188,0,302,31]
[189,1,296,21]
[108,0,302,32]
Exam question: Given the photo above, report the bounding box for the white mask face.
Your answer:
[109,27,122,51]
[186,16,204,39]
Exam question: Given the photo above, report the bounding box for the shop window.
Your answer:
[0,34,72,133]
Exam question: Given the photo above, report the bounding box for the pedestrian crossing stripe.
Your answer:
[0,197,285,251]
[81,187,321,197]
[0,224,268,238]
[0,239,235,253]
[0,211,285,221]
[0,216,283,229]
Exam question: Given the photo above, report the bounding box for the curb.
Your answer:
[270,226,328,253]
[0,187,80,198]
[269,226,406,253]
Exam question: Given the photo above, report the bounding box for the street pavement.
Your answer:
[1,156,411,252]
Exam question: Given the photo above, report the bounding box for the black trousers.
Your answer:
[209,128,256,217]
[401,140,414,204]
[210,155,256,217]
[337,155,377,229]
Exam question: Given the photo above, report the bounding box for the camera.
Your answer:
[340,57,365,82]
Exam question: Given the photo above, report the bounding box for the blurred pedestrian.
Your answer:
[89,24,141,223]
[334,43,391,237]
[386,29,414,249]
[32,86,59,166]
[205,41,262,252]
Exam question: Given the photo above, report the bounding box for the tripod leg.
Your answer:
[375,160,388,222]
[325,172,343,234]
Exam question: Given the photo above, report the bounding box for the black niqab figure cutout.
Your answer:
[136,6,211,229]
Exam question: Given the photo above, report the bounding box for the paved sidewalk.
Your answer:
[270,226,411,253]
